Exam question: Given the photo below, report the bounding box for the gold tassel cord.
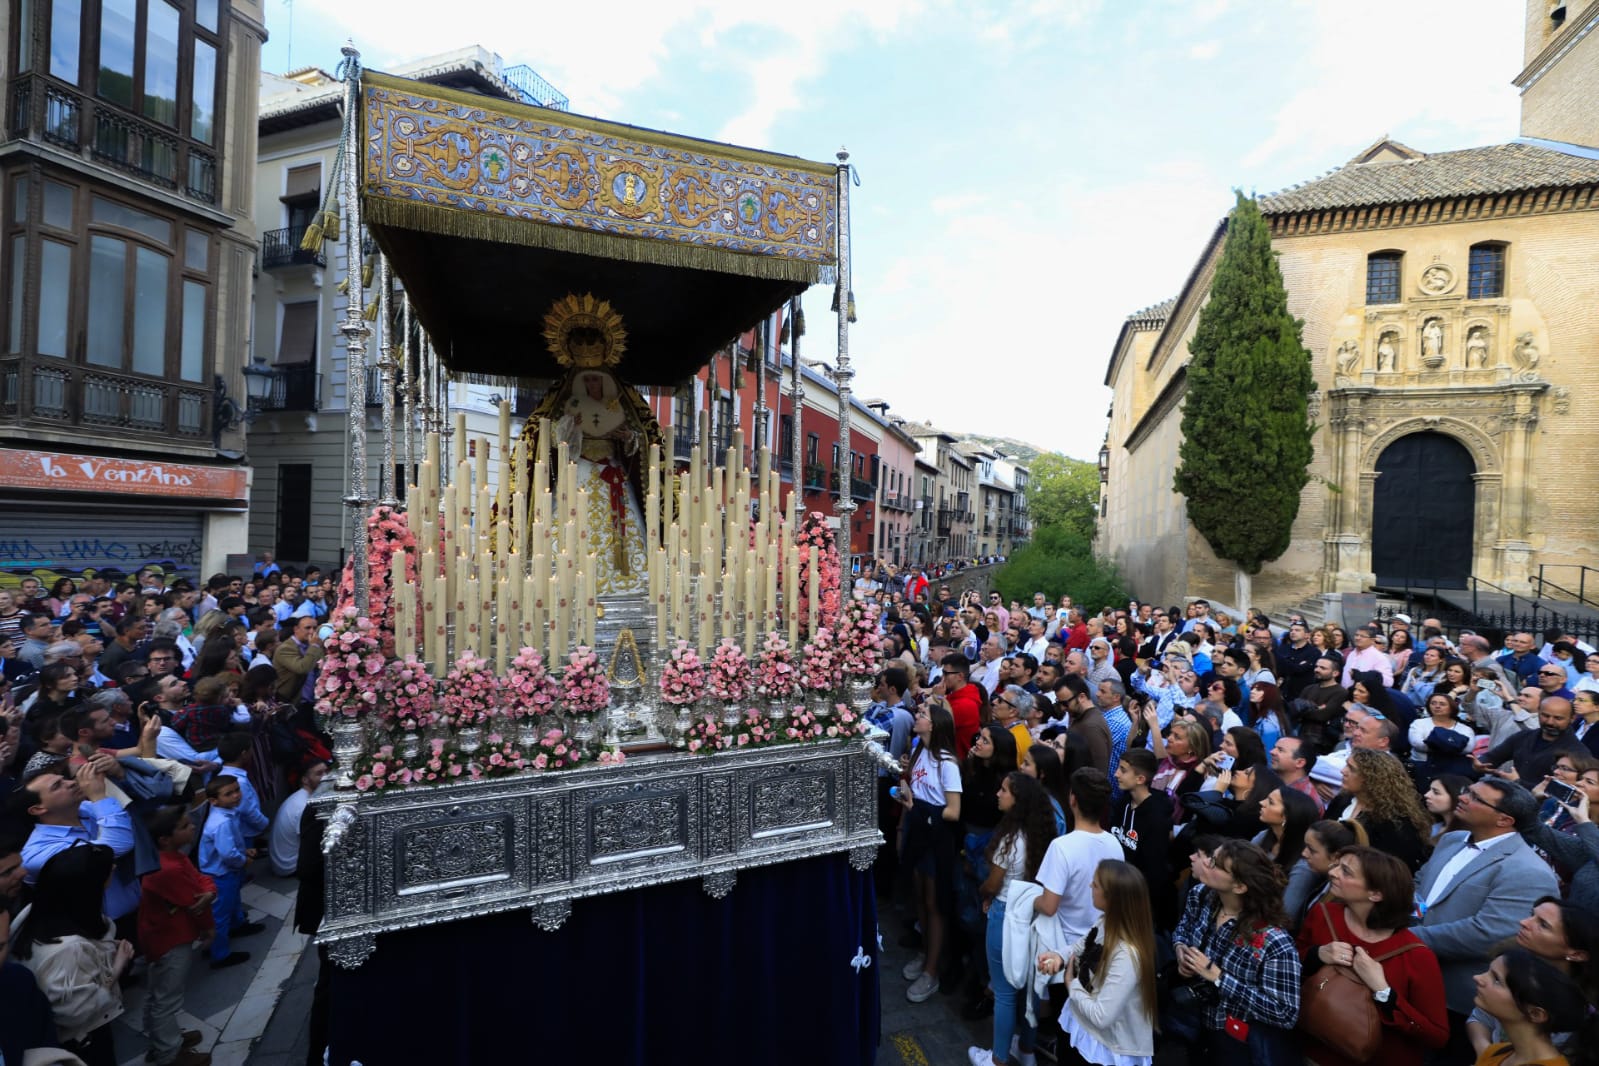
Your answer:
[298,217,324,252]
[324,210,341,243]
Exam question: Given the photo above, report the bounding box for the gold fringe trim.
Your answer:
[363,197,826,286]
[324,211,341,243]
[364,299,380,321]
[299,219,324,252]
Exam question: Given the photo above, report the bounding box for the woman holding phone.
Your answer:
[1523,761,1599,911]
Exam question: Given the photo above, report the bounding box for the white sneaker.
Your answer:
[1010,1035,1037,1066]
[906,972,940,1002]
[901,953,926,981]
[967,1048,998,1066]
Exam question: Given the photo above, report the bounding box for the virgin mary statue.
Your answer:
[519,294,663,596]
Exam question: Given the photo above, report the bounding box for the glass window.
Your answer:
[195,0,216,30]
[1366,252,1402,304]
[11,176,27,224]
[38,240,72,358]
[143,0,180,127]
[180,280,205,380]
[191,40,217,144]
[91,196,172,244]
[184,229,208,270]
[42,181,73,229]
[1468,243,1506,300]
[8,237,24,353]
[18,0,32,71]
[87,235,126,366]
[97,0,136,107]
[132,245,167,375]
[49,0,80,82]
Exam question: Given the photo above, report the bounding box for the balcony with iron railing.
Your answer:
[261,227,327,270]
[0,356,210,440]
[672,425,694,462]
[254,364,321,412]
[8,72,218,205]
[803,462,828,491]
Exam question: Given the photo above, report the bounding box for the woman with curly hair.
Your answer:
[1326,749,1431,872]
[969,773,1058,1066]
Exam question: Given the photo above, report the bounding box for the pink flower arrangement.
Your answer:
[532,727,584,770]
[659,640,708,706]
[732,708,778,747]
[754,631,799,700]
[383,654,438,731]
[337,504,419,656]
[801,626,842,692]
[830,703,869,739]
[595,747,627,766]
[683,714,729,754]
[795,511,843,639]
[503,646,559,720]
[353,744,414,792]
[839,600,881,677]
[478,732,528,776]
[560,645,610,715]
[314,605,388,719]
[783,706,825,742]
[707,639,752,702]
[441,650,500,728]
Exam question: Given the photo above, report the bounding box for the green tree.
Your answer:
[1026,452,1101,541]
[995,526,1127,611]
[1173,191,1316,610]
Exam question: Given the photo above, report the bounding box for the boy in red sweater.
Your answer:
[138,804,216,1066]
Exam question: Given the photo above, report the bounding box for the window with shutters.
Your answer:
[277,301,317,365]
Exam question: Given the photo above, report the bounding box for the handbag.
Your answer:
[1299,903,1424,1062]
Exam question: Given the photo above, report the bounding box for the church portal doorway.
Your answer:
[1371,431,1476,588]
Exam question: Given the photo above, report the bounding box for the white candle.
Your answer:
[807,545,819,638]
[433,574,448,677]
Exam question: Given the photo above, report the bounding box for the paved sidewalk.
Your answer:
[113,869,311,1066]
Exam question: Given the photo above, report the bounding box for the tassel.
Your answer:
[793,307,806,338]
[324,210,341,243]
[361,257,374,288]
[847,292,857,324]
[337,278,349,295]
[299,217,324,251]
[364,298,379,321]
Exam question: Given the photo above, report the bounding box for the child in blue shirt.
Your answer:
[215,733,269,840]
[198,776,264,968]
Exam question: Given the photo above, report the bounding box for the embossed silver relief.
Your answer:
[703,869,737,899]
[396,815,514,893]
[530,898,571,931]
[750,767,835,837]
[589,792,688,863]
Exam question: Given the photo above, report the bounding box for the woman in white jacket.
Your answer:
[1036,859,1157,1066]
[10,844,132,1066]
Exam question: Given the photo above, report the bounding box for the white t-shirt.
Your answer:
[992,832,1030,902]
[269,786,315,876]
[1037,829,1124,945]
[909,747,962,805]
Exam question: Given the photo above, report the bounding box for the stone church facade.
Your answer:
[1098,1,1599,610]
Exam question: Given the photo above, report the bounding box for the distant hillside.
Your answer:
[955,434,1047,465]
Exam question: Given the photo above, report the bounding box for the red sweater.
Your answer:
[1295,900,1450,1066]
[138,851,219,961]
[945,681,983,759]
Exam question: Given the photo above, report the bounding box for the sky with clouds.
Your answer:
[264,0,1528,460]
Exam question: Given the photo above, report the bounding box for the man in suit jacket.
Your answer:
[1412,778,1556,1056]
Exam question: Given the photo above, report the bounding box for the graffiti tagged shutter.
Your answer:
[0,511,206,581]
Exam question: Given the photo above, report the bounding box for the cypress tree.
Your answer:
[1173,191,1315,608]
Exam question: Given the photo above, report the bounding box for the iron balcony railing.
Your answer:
[261,226,327,270]
[672,426,694,462]
[0,355,209,438]
[803,462,827,490]
[255,364,321,412]
[8,72,217,205]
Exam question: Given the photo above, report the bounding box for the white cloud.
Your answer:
[1188,40,1220,61]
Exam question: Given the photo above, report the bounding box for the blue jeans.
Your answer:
[208,869,244,961]
[985,897,1033,1057]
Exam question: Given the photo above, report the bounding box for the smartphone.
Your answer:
[1213,753,1235,771]
[1476,678,1498,691]
[1548,779,1580,806]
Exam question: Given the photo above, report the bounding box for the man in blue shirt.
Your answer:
[1497,630,1548,686]
[19,759,139,928]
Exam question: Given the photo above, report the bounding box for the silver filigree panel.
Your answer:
[749,766,835,838]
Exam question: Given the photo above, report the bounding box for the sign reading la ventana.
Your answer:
[0,447,248,502]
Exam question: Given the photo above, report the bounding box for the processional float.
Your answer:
[308,45,893,998]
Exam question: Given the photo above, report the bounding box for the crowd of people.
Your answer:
[0,553,333,1066]
[862,584,1599,1066]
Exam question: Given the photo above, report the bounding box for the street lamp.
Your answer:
[214,357,277,448]
[241,356,275,406]
[1097,442,1110,483]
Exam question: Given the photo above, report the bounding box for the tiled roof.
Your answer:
[1125,298,1176,330]
[1259,142,1599,214]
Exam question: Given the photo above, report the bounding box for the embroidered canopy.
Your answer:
[360,70,840,383]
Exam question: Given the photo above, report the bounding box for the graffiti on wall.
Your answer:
[0,535,201,590]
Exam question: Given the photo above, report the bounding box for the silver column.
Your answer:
[789,297,803,497]
[338,43,372,611]
[400,295,415,492]
[833,149,855,580]
[377,255,398,507]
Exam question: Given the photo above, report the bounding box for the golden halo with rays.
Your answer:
[542,293,628,369]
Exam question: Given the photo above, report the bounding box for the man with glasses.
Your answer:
[1413,778,1555,1057]
[145,642,182,681]
[991,684,1033,758]
[1535,663,1574,700]
[1474,696,1584,784]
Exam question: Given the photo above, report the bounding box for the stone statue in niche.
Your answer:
[1513,332,1541,371]
[1421,318,1445,366]
[1376,331,1398,371]
[1336,341,1361,376]
[1466,326,1489,367]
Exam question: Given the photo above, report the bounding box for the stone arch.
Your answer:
[1361,417,1501,475]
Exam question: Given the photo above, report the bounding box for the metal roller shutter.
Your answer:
[0,510,206,584]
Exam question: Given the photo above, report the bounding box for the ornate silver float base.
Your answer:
[315,737,885,968]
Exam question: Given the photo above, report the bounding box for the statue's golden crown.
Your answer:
[543,293,627,369]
